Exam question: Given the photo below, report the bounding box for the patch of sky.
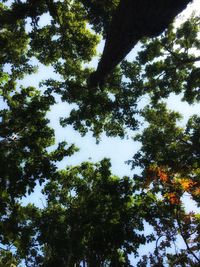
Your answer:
[47,98,137,177]
[166,93,199,127]
[17,58,62,89]
[182,192,200,213]
[20,181,47,208]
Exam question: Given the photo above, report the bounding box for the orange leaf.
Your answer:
[178,179,196,192]
[165,192,180,205]
[193,187,200,196]
[158,170,169,183]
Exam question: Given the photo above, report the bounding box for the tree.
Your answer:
[89,0,193,87]
[0,1,199,266]
[36,159,146,266]
[130,104,200,265]
[56,14,200,139]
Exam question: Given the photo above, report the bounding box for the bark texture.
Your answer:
[90,0,193,87]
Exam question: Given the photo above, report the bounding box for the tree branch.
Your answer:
[176,210,200,263]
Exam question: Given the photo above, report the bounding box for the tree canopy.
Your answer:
[0,0,200,266]
[89,0,193,87]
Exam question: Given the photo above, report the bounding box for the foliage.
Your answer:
[135,15,200,104]
[55,15,200,138]
[0,1,200,266]
[131,105,200,265]
[132,104,200,201]
[37,159,145,266]
[80,0,120,35]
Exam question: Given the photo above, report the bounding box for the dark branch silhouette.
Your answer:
[89,0,193,87]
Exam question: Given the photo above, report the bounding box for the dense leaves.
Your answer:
[89,0,193,87]
[0,1,199,266]
[130,105,200,265]
[136,16,200,104]
[80,0,119,35]
[55,15,200,138]
[38,159,146,266]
